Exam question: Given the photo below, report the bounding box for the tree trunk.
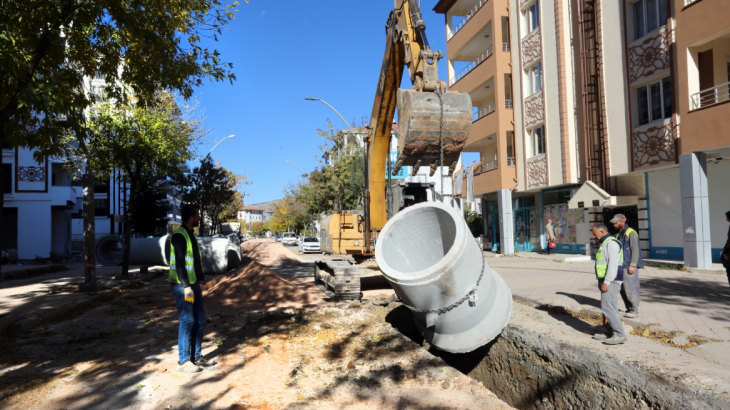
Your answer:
[121,174,138,276]
[79,171,97,291]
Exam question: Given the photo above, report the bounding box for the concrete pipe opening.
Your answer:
[129,236,171,266]
[375,201,512,354]
[96,235,124,266]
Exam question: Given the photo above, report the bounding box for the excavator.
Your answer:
[315,0,472,300]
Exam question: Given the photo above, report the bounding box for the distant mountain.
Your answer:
[249,198,282,212]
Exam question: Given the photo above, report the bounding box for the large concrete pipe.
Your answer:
[129,236,171,266]
[95,235,124,266]
[374,201,512,353]
[197,237,231,274]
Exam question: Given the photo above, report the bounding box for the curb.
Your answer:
[0,270,164,334]
[512,293,647,330]
[1,264,68,280]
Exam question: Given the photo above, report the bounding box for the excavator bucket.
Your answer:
[395,89,472,175]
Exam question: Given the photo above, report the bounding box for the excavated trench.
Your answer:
[380,304,730,410]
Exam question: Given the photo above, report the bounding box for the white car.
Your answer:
[298,237,321,254]
[282,232,297,246]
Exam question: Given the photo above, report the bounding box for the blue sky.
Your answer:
[190,1,468,204]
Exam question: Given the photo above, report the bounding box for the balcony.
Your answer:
[450,46,494,86]
[691,81,730,110]
[50,185,78,207]
[455,157,517,196]
[473,101,496,121]
[448,0,490,41]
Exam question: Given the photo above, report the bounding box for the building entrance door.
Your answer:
[514,207,537,252]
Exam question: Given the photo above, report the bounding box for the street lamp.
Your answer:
[204,134,236,162]
[304,97,355,135]
[285,160,308,178]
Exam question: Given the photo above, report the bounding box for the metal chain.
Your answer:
[399,256,486,315]
[436,91,444,199]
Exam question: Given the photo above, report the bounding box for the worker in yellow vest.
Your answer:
[610,213,643,319]
[169,204,214,373]
[591,223,627,345]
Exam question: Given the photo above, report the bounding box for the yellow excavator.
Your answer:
[315,0,472,300]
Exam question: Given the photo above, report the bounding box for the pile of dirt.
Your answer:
[241,239,304,266]
[202,259,327,314]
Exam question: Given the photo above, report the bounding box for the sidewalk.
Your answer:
[0,263,164,333]
[486,251,730,340]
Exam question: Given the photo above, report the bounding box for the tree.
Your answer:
[250,221,264,235]
[0,0,242,277]
[297,121,365,216]
[132,177,171,236]
[92,92,195,275]
[174,157,248,235]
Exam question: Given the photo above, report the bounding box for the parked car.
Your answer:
[282,232,297,246]
[298,237,321,254]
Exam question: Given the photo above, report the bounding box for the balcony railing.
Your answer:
[690,81,730,110]
[502,42,511,52]
[448,0,490,41]
[473,101,496,121]
[505,99,513,109]
[507,157,516,166]
[450,46,494,86]
[476,159,498,175]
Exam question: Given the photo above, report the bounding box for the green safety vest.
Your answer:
[168,227,203,285]
[595,236,624,280]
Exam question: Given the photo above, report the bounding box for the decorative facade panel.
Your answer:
[627,29,672,85]
[632,121,677,170]
[524,91,544,127]
[526,155,547,188]
[521,28,542,67]
[17,166,46,182]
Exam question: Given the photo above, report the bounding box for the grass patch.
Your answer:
[535,304,603,325]
[630,325,707,349]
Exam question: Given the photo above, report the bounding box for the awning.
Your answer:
[568,181,638,209]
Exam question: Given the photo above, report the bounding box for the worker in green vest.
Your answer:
[591,223,627,345]
[610,213,643,319]
[169,204,214,373]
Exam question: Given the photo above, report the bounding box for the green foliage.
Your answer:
[464,204,484,237]
[1,0,241,153]
[174,156,247,234]
[297,121,365,216]
[132,176,171,236]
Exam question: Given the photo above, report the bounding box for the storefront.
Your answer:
[541,185,589,255]
[483,200,500,252]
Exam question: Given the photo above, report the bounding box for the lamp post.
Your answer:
[204,134,236,162]
[285,160,308,178]
[304,98,354,134]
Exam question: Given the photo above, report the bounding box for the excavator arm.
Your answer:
[364,0,472,252]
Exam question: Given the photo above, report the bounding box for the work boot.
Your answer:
[592,333,610,341]
[194,356,217,367]
[177,360,202,373]
[603,336,627,345]
[624,311,639,319]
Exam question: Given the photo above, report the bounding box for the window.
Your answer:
[524,1,540,33]
[636,76,672,125]
[632,0,667,40]
[95,198,110,217]
[527,126,546,157]
[525,62,543,96]
[3,164,11,193]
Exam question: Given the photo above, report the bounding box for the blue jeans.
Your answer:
[170,283,206,365]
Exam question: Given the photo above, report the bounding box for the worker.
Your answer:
[169,204,215,372]
[591,223,627,345]
[610,213,643,319]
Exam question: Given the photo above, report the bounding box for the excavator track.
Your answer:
[314,260,361,301]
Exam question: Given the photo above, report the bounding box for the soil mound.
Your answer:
[240,239,303,266]
[202,258,325,314]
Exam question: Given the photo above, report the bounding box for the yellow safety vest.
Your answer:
[595,236,624,280]
[168,227,203,285]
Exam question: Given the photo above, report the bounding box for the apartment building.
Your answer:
[434,0,517,252]
[3,145,78,259]
[640,0,730,267]
[238,206,265,225]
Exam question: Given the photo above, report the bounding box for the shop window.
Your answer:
[636,76,672,126]
[632,0,667,41]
